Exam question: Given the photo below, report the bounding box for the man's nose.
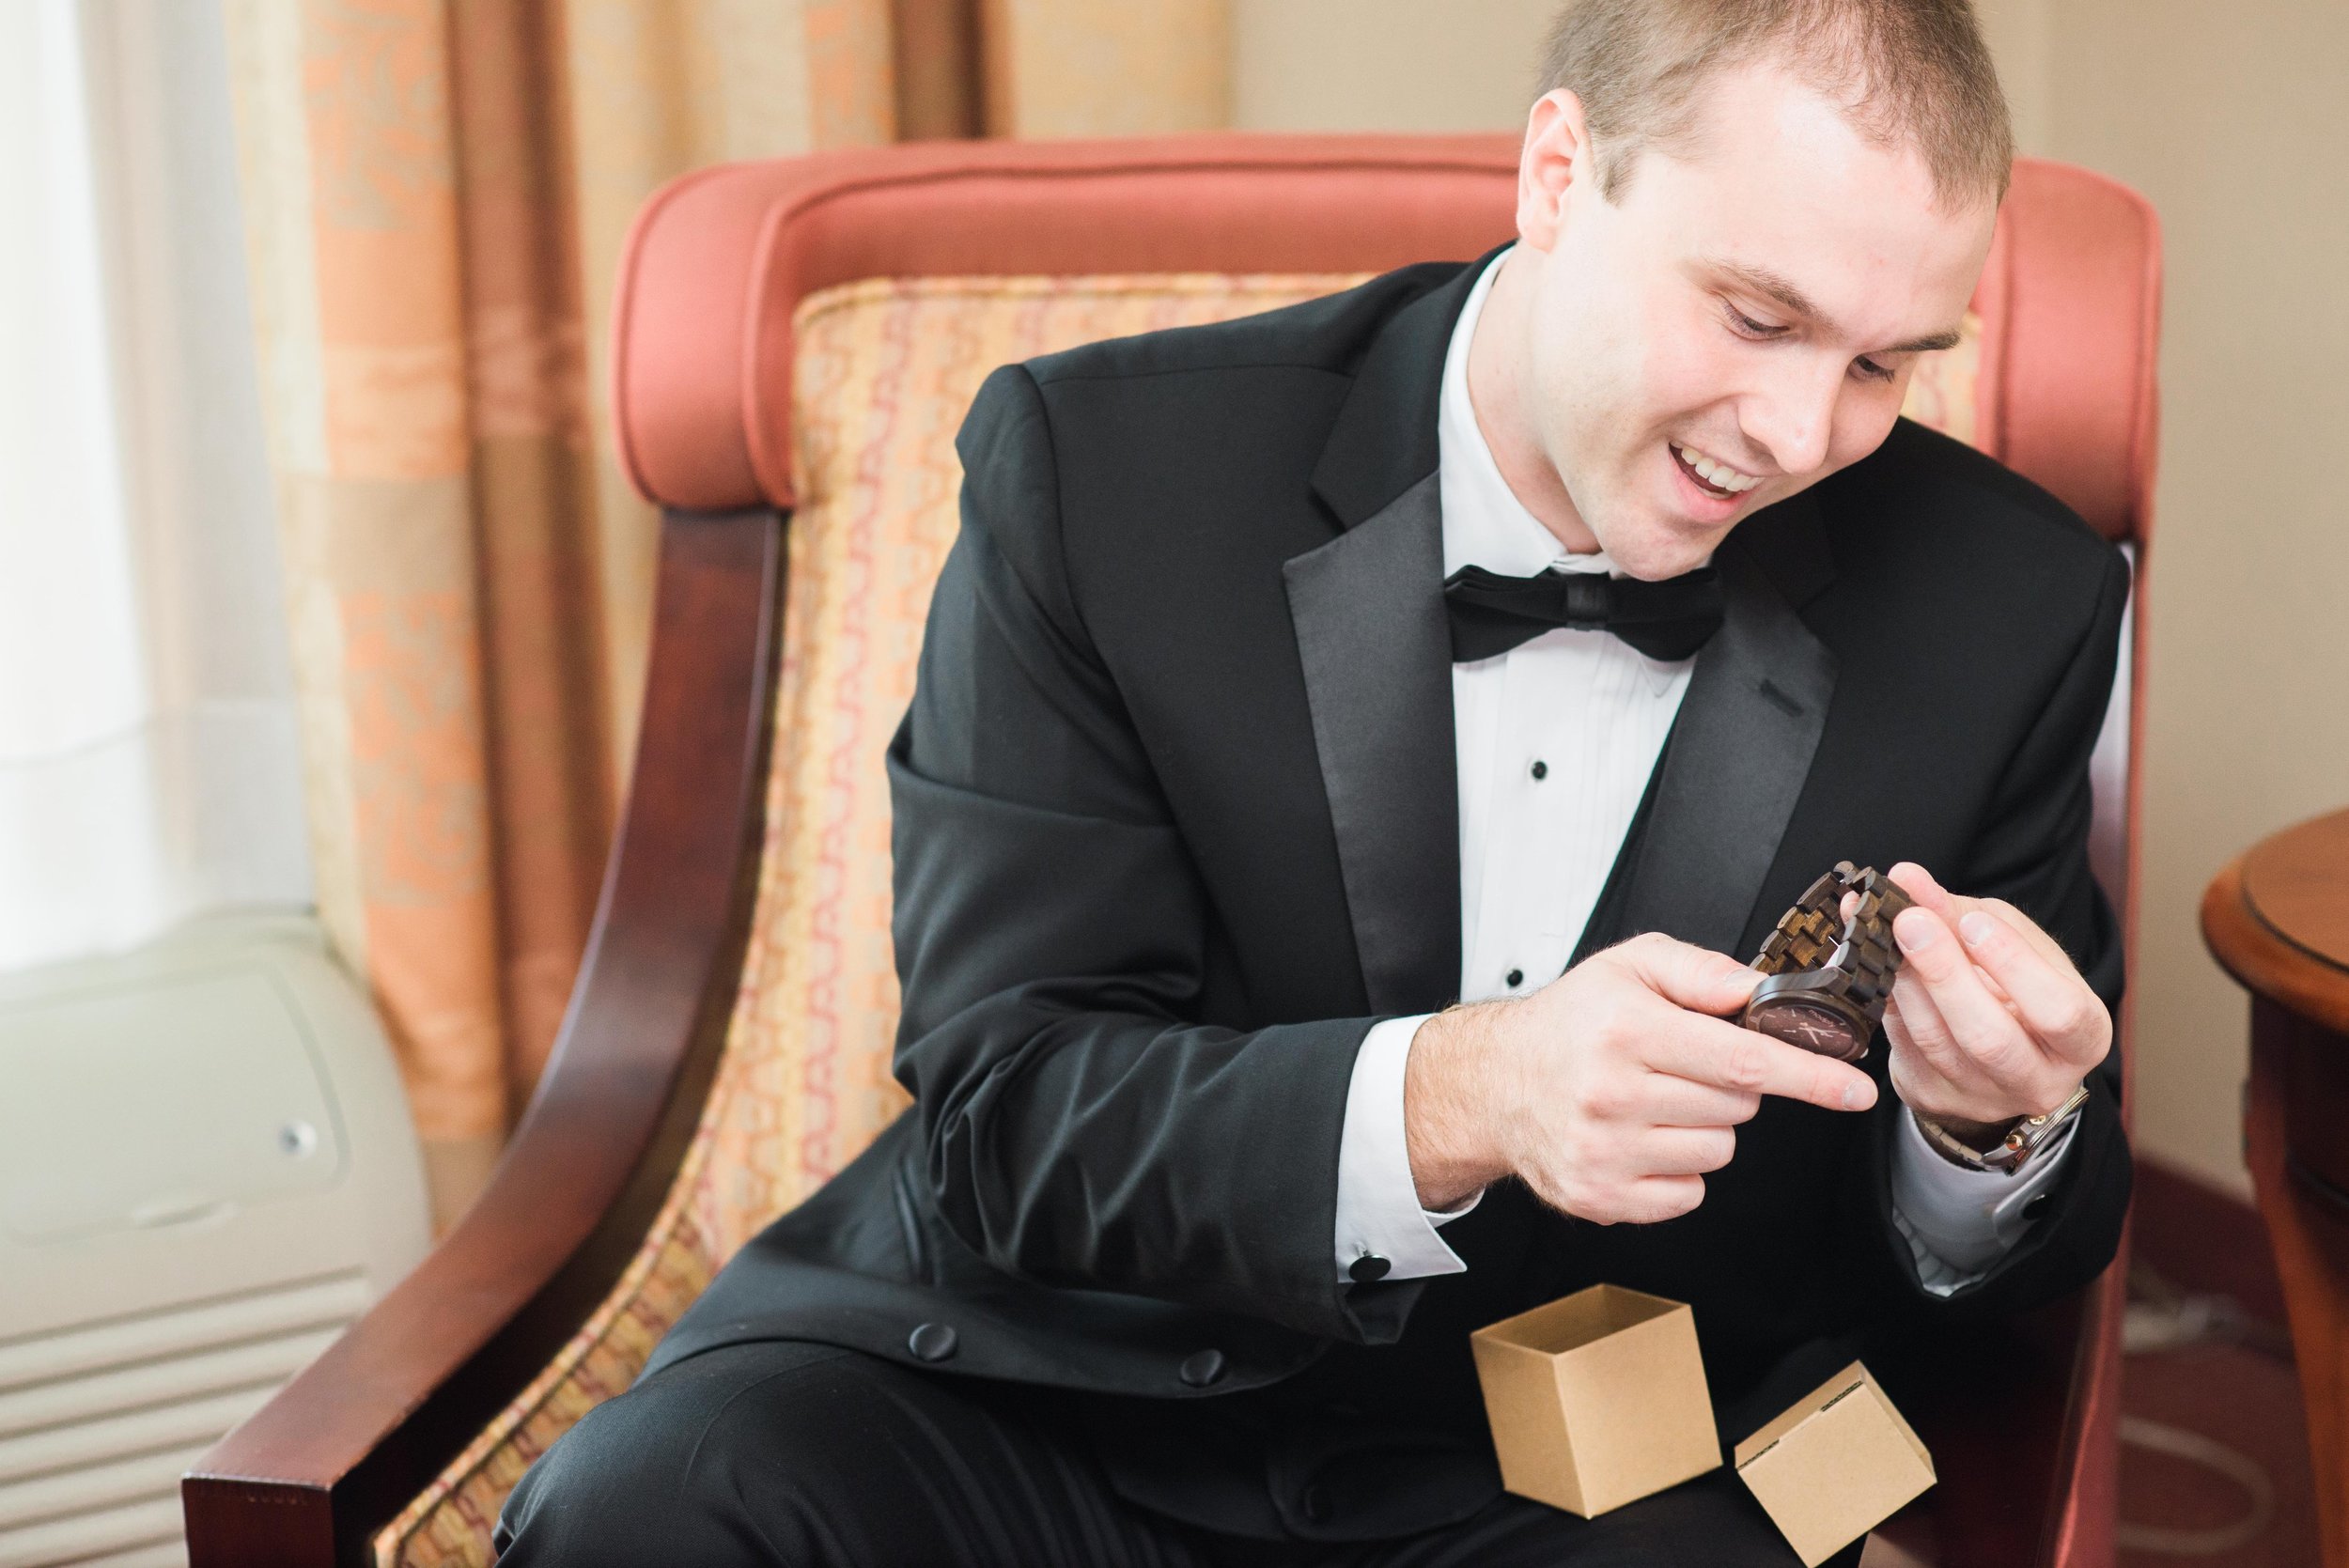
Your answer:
[1744,357,1842,478]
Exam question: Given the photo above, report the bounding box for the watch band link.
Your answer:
[1750,861,1915,1027]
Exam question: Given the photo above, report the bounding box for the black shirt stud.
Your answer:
[1348,1252,1392,1284]
[1179,1348,1227,1388]
[908,1322,958,1362]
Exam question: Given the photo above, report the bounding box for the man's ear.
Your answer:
[1517,88,1594,252]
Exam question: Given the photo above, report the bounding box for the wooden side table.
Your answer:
[2203,807,2349,1564]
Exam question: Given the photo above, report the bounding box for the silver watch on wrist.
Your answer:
[1911,1083,2091,1175]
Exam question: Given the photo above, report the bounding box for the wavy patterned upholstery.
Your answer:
[367,265,1983,1564]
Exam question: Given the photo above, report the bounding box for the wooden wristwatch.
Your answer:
[1911,1084,2092,1174]
[1739,862,1913,1063]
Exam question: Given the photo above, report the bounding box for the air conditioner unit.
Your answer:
[0,912,430,1568]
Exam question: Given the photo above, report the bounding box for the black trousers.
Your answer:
[495,1341,1861,1567]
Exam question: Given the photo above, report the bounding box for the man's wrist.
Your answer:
[1403,1001,1512,1210]
[1332,1017,1474,1284]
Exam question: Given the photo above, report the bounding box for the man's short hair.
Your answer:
[1538,0,2013,208]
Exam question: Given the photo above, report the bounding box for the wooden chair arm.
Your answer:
[2038,1248,2128,1565]
[1882,1246,2125,1565]
[183,508,785,1568]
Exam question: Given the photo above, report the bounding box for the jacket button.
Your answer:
[1302,1483,1333,1524]
[1347,1253,1392,1283]
[908,1322,958,1362]
[1505,969,1524,988]
[1179,1348,1226,1388]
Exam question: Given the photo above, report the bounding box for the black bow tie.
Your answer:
[1442,564,1725,663]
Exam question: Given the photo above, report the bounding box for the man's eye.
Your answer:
[1720,301,1782,339]
[1851,356,1896,383]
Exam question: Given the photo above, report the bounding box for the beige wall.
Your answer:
[2026,0,2349,1197]
[1233,0,2061,142]
[1233,0,2349,1197]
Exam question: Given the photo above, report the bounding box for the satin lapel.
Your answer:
[1617,500,1838,958]
[1283,472,1462,1016]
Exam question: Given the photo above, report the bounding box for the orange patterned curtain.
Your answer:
[221,0,1225,1228]
[896,0,1233,137]
[222,0,894,1226]
[978,0,1230,136]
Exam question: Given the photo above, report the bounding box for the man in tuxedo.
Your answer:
[500,0,2130,1561]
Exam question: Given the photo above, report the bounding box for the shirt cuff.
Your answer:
[1333,1015,1480,1282]
[1890,1103,2078,1296]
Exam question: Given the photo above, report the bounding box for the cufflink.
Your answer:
[1348,1252,1392,1283]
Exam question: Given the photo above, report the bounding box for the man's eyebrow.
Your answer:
[1714,258,1824,322]
[1886,326,1965,354]
[1710,258,1964,355]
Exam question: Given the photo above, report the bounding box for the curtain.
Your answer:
[222,0,1228,1227]
[979,0,1230,136]
[0,1,308,975]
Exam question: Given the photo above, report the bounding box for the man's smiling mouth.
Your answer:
[1672,442,1763,495]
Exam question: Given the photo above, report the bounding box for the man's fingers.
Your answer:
[1888,861,1952,915]
[1610,932,1761,1017]
[1977,896,2077,972]
[1886,969,1967,1077]
[1641,1075,1764,1127]
[1891,869,2074,978]
[1641,1126,1738,1176]
[1536,1172,1707,1227]
[1892,907,2040,1085]
[1954,908,2110,1067]
[1618,1175,1707,1226]
[1885,970,2014,1107]
[1645,1015,1877,1111]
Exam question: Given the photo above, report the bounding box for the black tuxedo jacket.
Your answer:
[649,257,2133,1538]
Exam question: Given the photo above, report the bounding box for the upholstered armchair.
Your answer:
[184,135,2160,1568]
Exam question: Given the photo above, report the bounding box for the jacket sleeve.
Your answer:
[1847,541,2135,1322]
[887,364,1409,1343]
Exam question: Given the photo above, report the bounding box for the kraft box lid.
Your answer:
[1734,1360,1937,1567]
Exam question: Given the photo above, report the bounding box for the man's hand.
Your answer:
[1877,862,2110,1144]
[1403,933,1878,1225]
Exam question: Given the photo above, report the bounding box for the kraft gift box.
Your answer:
[1469,1283,1722,1517]
[1734,1360,1937,1566]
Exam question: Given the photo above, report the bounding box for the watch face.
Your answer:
[1747,997,1869,1062]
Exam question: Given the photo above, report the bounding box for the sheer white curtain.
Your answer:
[0,0,308,971]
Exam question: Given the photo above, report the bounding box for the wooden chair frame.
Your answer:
[185,509,784,1566]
